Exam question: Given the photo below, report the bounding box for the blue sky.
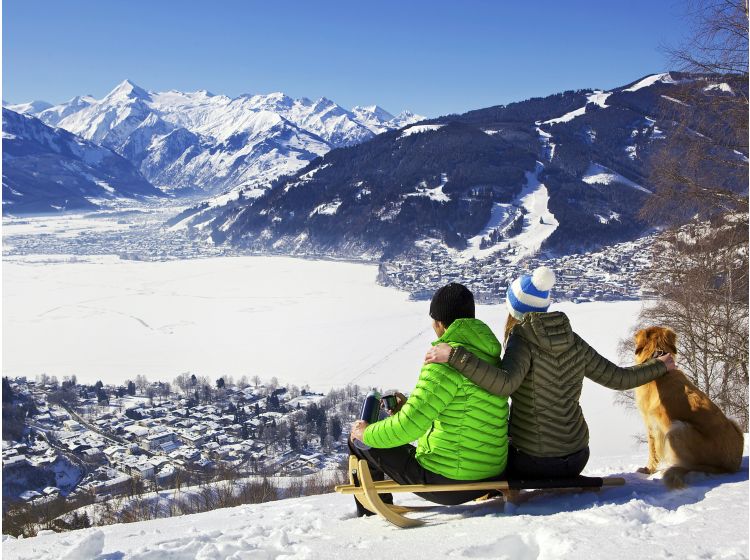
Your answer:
[3,1,690,117]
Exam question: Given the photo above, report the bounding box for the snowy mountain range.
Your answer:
[4,81,422,201]
[2,108,162,213]
[182,72,746,259]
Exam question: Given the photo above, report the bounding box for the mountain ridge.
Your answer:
[13,80,423,197]
[183,72,746,261]
[2,108,163,214]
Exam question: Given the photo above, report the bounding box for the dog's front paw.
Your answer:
[636,466,653,474]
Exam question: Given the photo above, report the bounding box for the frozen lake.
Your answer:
[2,254,649,456]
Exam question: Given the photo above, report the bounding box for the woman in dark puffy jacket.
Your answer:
[424,266,675,479]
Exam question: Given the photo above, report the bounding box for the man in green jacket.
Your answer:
[349,283,508,515]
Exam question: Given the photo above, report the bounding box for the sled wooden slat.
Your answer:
[337,456,626,528]
[336,475,624,495]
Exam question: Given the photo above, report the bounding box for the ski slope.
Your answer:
[459,161,557,262]
[510,161,559,261]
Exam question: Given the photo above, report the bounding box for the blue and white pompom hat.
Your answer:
[506,266,557,320]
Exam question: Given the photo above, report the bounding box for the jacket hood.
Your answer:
[435,318,502,360]
[512,311,575,356]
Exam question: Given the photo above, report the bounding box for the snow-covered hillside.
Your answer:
[2,108,163,213]
[15,81,422,196]
[4,443,747,559]
[193,72,746,261]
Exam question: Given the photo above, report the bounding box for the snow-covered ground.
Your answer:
[541,90,611,125]
[4,446,748,559]
[623,73,677,93]
[582,163,651,194]
[398,124,444,138]
[510,162,559,261]
[404,173,451,202]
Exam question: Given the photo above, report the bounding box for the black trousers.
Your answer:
[507,445,590,479]
[348,439,503,512]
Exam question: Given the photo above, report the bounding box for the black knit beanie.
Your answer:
[429,283,475,327]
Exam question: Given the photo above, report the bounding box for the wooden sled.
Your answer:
[335,455,625,528]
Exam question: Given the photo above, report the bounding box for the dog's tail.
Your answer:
[663,463,736,489]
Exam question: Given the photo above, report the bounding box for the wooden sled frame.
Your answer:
[334,455,626,528]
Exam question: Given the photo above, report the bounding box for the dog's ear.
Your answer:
[634,329,647,355]
[663,328,677,355]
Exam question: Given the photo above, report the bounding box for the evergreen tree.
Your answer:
[289,422,299,450]
[2,377,13,403]
[317,412,328,442]
[330,416,343,441]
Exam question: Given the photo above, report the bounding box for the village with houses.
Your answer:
[2,374,358,524]
[377,234,657,304]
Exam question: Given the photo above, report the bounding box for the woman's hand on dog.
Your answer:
[656,353,676,371]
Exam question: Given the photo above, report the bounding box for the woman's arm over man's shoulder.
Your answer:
[448,336,530,397]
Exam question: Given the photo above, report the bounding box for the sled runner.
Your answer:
[335,456,626,528]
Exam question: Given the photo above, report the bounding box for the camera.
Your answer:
[381,394,398,412]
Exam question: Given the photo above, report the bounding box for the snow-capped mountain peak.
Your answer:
[4,99,53,115]
[104,79,152,102]
[352,104,396,122]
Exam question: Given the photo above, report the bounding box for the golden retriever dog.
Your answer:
[634,326,744,489]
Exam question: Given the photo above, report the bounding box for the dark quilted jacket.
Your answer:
[448,312,667,457]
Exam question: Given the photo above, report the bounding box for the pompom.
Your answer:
[532,266,556,291]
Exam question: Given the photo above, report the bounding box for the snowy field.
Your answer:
[3,254,631,392]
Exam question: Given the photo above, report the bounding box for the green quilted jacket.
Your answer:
[362,318,509,480]
[448,312,667,458]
